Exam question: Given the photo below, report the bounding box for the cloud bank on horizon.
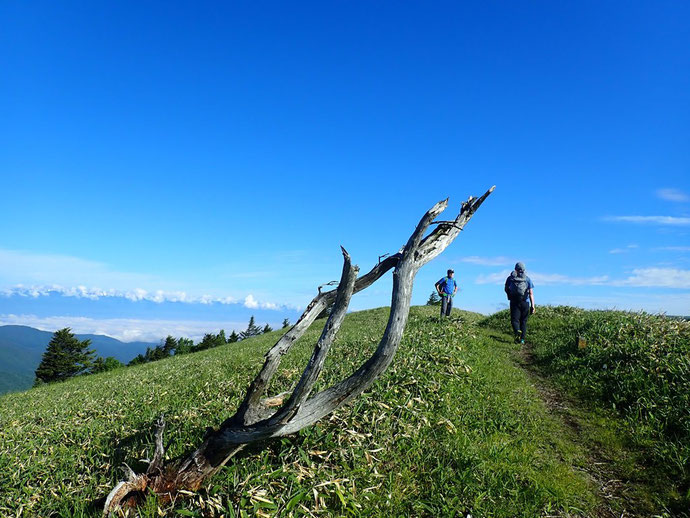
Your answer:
[0,249,293,309]
[0,313,257,343]
[2,186,690,342]
[0,249,305,341]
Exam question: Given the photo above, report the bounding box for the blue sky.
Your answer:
[1,1,688,342]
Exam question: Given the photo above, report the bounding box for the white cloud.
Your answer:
[476,267,690,289]
[0,284,293,311]
[0,284,239,305]
[531,273,610,286]
[474,270,511,285]
[614,268,690,289]
[458,256,514,266]
[656,188,689,203]
[604,216,690,226]
[475,270,609,286]
[0,314,253,342]
[243,294,279,310]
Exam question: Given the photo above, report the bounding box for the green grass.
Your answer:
[0,306,623,517]
[483,306,690,515]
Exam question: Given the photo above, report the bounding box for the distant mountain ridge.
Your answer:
[0,325,157,395]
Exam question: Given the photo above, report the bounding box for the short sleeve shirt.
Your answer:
[525,277,534,301]
[437,276,457,295]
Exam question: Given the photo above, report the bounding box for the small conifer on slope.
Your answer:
[34,328,95,385]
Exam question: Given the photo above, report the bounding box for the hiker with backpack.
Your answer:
[435,269,458,317]
[504,262,535,344]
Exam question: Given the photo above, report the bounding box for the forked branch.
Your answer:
[103,187,494,516]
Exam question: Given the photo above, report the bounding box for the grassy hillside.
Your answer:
[483,306,690,515]
[1,306,676,517]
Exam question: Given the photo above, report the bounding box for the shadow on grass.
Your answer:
[486,332,513,345]
[82,424,159,515]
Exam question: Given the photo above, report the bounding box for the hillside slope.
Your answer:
[0,306,649,517]
[0,325,156,394]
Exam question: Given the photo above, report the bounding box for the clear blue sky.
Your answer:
[1,1,688,341]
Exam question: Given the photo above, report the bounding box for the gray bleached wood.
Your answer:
[103,186,495,516]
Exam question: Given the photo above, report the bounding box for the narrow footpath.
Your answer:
[513,339,646,518]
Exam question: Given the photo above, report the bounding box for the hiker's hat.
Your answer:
[447,268,454,274]
[515,262,525,272]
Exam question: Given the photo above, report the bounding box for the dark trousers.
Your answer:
[510,300,530,339]
[441,295,453,316]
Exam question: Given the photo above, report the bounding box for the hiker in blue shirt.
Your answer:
[504,262,535,344]
[435,269,458,317]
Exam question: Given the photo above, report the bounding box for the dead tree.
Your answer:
[103,187,494,515]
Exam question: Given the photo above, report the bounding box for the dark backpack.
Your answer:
[507,274,528,301]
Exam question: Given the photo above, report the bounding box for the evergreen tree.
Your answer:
[196,333,216,351]
[426,291,441,306]
[262,323,273,334]
[148,344,168,361]
[128,353,147,366]
[282,318,291,329]
[34,328,96,385]
[240,316,262,340]
[227,330,240,343]
[162,335,177,356]
[91,357,106,373]
[91,356,124,374]
[175,337,194,354]
[195,331,224,351]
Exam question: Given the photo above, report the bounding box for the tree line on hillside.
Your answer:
[33,316,291,386]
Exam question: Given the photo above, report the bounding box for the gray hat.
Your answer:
[515,262,526,272]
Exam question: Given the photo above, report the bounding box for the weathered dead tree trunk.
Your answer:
[103,187,495,515]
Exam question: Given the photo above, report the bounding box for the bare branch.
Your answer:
[429,220,463,230]
[269,247,359,424]
[317,280,338,294]
[417,186,496,265]
[228,253,400,427]
[146,415,166,475]
[402,198,449,255]
[102,189,494,515]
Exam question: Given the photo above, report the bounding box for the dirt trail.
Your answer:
[514,341,641,518]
